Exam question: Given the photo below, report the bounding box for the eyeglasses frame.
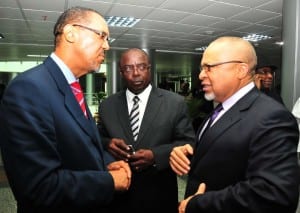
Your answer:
[200,60,245,72]
[120,63,151,73]
[72,24,109,42]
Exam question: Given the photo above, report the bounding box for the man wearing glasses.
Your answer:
[254,64,284,104]
[98,48,195,213]
[170,36,299,213]
[0,7,131,213]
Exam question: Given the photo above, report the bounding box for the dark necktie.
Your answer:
[199,103,223,140]
[129,96,140,141]
[70,81,87,118]
[206,103,223,128]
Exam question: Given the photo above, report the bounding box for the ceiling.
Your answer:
[0,0,283,68]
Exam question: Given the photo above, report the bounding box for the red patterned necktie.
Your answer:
[70,81,87,118]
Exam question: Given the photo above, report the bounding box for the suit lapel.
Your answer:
[137,88,162,144]
[44,57,96,139]
[192,88,259,165]
[116,92,134,141]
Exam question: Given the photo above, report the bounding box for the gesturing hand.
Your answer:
[169,144,193,176]
[178,183,206,213]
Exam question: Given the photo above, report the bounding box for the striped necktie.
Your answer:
[70,81,87,118]
[130,96,140,141]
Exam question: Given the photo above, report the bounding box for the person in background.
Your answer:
[98,48,195,213]
[178,81,191,98]
[254,64,284,104]
[169,36,300,213]
[0,7,131,213]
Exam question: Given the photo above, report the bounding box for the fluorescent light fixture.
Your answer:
[0,33,4,39]
[195,46,207,51]
[109,38,116,43]
[105,16,140,27]
[27,54,48,58]
[275,41,284,46]
[243,33,272,42]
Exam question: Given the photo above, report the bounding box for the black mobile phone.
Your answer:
[128,145,135,154]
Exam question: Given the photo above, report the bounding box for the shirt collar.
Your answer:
[50,52,77,84]
[126,84,152,103]
[222,82,255,111]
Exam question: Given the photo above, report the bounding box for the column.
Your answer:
[281,0,300,110]
[85,73,94,106]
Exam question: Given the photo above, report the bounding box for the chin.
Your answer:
[204,92,215,101]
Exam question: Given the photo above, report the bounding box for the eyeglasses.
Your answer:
[72,24,109,41]
[255,70,274,75]
[200,60,244,72]
[121,63,150,73]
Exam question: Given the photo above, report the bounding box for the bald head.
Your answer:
[120,48,150,65]
[205,36,257,72]
[199,36,258,103]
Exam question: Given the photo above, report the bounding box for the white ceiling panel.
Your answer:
[105,3,154,18]
[0,0,283,70]
[160,0,213,13]
[231,9,280,23]
[144,9,190,23]
[19,0,66,11]
[199,2,248,19]
[0,7,23,19]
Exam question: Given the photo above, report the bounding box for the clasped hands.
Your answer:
[108,138,155,172]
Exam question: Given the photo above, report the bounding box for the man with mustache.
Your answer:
[0,7,131,213]
[170,36,299,213]
[98,48,195,213]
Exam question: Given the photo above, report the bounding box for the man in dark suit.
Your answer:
[0,7,131,213]
[98,48,195,213]
[170,36,300,213]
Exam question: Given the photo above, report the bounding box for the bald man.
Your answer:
[170,36,299,213]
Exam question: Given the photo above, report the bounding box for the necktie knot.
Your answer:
[209,103,223,126]
[70,82,82,94]
[133,96,139,104]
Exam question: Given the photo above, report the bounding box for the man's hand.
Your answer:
[108,160,131,191]
[128,149,155,171]
[254,73,264,89]
[107,138,133,161]
[178,183,206,213]
[170,144,193,175]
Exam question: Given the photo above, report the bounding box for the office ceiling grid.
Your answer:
[0,0,282,64]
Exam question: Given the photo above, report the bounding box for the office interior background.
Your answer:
[0,0,300,212]
[2,0,300,111]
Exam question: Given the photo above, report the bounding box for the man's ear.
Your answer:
[63,24,76,43]
[237,63,250,79]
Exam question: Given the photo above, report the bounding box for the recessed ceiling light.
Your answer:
[105,16,140,27]
[0,33,4,39]
[243,33,272,42]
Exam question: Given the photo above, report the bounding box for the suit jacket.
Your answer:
[98,87,195,213]
[0,57,115,213]
[185,87,300,213]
